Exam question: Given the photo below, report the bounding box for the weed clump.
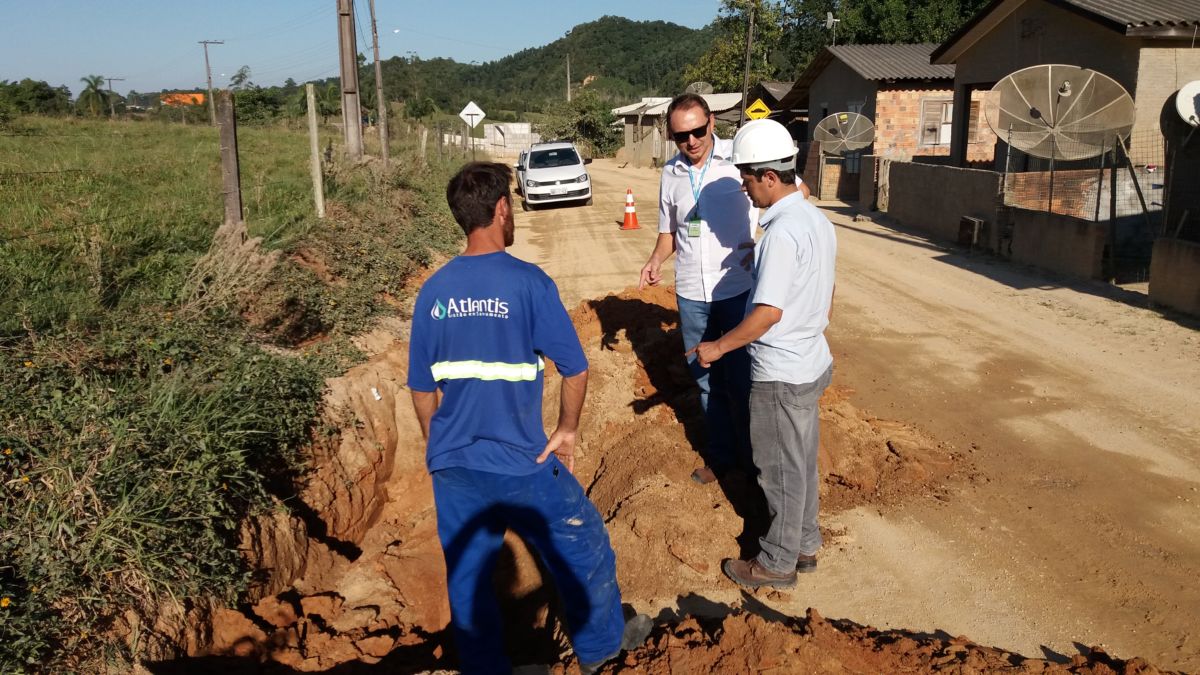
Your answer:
[0,116,463,670]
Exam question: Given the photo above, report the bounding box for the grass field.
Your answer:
[0,114,465,671]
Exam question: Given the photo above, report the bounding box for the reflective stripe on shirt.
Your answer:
[430,356,546,382]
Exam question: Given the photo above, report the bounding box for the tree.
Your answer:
[0,79,71,116]
[77,74,108,116]
[405,96,437,120]
[535,90,621,157]
[779,0,991,70]
[683,0,785,92]
[229,66,253,91]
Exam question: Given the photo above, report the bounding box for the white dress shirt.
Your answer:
[658,136,756,303]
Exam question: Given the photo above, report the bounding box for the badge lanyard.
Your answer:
[685,142,714,238]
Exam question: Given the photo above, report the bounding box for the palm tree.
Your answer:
[77,75,108,116]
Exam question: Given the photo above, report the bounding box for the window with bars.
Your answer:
[920,99,954,146]
[967,101,981,144]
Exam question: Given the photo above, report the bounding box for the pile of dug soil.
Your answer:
[142,286,1172,674]
[598,610,1178,675]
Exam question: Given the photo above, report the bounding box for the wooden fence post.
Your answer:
[216,91,243,225]
[420,125,428,162]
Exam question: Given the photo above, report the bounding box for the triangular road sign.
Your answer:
[746,98,772,120]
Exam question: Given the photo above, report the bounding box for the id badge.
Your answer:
[687,217,701,238]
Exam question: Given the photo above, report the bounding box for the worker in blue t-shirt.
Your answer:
[408,162,648,674]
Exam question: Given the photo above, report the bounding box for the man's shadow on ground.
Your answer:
[586,294,768,559]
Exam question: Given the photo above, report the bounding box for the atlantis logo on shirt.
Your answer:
[431,297,510,320]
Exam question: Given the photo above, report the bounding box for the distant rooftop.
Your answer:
[933,0,1200,63]
[820,44,954,82]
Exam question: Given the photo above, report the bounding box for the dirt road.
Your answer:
[508,158,667,308]
[512,160,1200,671]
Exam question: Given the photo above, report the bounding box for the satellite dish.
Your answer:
[1176,80,1200,127]
[984,64,1135,160]
[685,81,714,95]
[813,112,875,155]
[825,12,840,30]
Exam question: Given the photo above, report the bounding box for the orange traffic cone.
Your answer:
[621,188,640,230]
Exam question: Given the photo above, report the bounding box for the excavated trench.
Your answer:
[141,286,1179,675]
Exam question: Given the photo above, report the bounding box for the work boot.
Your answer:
[722,557,796,589]
[578,613,653,674]
[796,552,818,573]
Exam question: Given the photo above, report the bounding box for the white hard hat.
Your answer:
[731,119,797,171]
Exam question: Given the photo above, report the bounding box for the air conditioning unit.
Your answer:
[958,216,985,249]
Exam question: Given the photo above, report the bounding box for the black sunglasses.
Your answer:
[671,123,709,144]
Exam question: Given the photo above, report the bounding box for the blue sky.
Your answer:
[0,1,723,97]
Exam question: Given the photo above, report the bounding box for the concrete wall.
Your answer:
[1009,208,1110,279]
[886,161,1004,243]
[1150,238,1200,316]
[620,116,664,168]
[807,59,878,141]
[1134,48,1200,159]
[859,156,879,209]
[483,123,540,159]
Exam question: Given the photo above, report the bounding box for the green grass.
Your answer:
[0,114,464,671]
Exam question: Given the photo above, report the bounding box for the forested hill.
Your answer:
[378,16,714,116]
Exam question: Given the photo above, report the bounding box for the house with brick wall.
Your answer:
[931,0,1200,168]
[781,43,996,200]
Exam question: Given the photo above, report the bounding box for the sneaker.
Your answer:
[796,552,818,573]
[722,557,796,589]
[578,614,652,674]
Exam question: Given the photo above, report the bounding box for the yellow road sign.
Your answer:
[745,98,772,120]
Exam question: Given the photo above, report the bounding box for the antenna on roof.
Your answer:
[825,12,840,46]
[685,81,714,95]
[813,112,875,155]
[984,64,1135,162]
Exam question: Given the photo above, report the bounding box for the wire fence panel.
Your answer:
[997,129,1169,283]
[1000,130,1165,223]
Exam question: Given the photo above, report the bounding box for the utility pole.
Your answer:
[306,84,326,219]
[199,40,223,126]
[368,0,389,168]
[738,3,756,127]
[104,77,125,118]
[336,0,364,161]
[566,53,571,102]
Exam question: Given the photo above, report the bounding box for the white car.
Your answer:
[515,142,593,210]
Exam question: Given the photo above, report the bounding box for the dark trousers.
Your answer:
[432,458,624,673]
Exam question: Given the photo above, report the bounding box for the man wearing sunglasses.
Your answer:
[638,93,763,486]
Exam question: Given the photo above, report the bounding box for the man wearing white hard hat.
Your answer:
[689,118,837,589]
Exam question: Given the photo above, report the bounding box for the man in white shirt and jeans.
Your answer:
[690,119,837,588]
[639,93,755,485]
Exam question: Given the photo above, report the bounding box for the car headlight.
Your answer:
[575,174,589,183]
[525,179,536,188]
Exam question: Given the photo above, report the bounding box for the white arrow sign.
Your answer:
[459,101,486,128]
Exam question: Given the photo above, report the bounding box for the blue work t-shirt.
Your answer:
[407,252,587,475]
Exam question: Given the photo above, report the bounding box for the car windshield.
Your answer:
[529,148,581,169]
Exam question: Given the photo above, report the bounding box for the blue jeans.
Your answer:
[432,458,624,674]
[750,366,833,573]
[677,291,752,472]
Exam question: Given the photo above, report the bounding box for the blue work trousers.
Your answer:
[677,291,752,472]
[432,458,624,674]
